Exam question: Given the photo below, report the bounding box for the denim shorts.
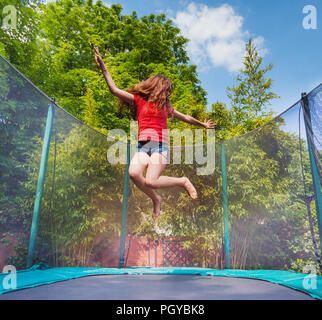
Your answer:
[137,140,169,160]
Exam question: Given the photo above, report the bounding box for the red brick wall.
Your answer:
[99,236,164,268]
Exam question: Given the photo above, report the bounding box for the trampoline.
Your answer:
[0,275,315,300]
[0,55,322,301]
[0,265,321,300]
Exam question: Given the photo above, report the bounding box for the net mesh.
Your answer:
[0,55,321,272]
[34,107,124,268]
[125,141,222,268]
[226,102,319,270]
[307,86,322,185]
[0,57,49,269]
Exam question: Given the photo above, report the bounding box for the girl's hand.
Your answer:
[203,119,215,129]
[94,47,107,71]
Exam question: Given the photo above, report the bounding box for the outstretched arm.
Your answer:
[94,47,134,105]
[172,109,215,129]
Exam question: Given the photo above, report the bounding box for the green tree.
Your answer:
[226,39,279,135]
[0,0,41,74]
[24,0,208,134]
[209,102,232,139]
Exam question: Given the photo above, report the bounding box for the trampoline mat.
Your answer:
[0,274,314,300]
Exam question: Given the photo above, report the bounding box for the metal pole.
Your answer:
[301,93,322,252]
[27,103,54,268]
[118,140,131,268]
[221,138,230,269]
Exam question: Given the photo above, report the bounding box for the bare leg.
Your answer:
[146,153,198,199]
[128,152,162,218]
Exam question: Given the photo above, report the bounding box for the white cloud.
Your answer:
[172,2,268,72]
[207,39,246,72]
[252,36,269,57]
[157,8,175,17]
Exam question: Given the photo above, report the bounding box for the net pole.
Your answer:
[27,103,54,268]
[118,140,131,268]
[301,93,322,252]
[221,138,230,269]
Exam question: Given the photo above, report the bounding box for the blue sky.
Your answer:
[102,0,322,116]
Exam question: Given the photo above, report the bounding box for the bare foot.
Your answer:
[183,177,198,199]
[152,195,163,219]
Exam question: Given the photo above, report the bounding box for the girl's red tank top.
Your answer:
[134,94,174,144]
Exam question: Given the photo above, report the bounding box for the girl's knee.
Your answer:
[145,178,157,189]
[128,169,137,179]
[128,167,141,181]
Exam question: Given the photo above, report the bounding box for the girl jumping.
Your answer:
[94,47,214,219]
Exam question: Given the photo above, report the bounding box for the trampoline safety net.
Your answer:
[0,55,321,274]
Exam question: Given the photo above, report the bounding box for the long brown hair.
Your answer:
[120,75,173,117]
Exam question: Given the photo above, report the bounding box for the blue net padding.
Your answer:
[0,264,321,299]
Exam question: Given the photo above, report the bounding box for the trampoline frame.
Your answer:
[0,265,321,299]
